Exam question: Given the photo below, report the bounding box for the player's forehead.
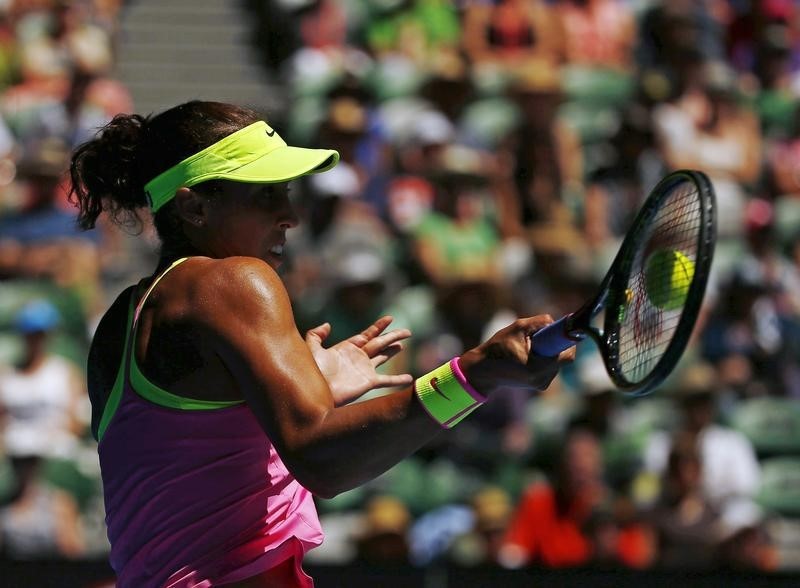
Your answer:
[213,180,291,200]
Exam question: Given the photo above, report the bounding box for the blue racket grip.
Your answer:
[531,315,585,357]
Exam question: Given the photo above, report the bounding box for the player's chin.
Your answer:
[260,249,284,269]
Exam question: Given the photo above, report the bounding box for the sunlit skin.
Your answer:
[87,178,574,587]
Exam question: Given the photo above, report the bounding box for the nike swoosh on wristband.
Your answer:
[430,377,450,400]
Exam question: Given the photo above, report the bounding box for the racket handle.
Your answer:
[531,315,584,357]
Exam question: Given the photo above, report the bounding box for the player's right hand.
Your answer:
[458,315,575,396]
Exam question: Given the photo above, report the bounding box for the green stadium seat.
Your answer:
[758,457,800,517]
[732,397,800,457]
[41,456,101,512]
[315,486,368,515]
[48,332,89,373]
[560,66,635,108]
[365,58,427,103]
[0,332,23,366]
[557,102,621,145]
[603,430,649,489]
[756,91,797,139]
[371,457,441,514]
[0,457,16,502]
[774,196,800,244]
[287,96,328,145]
[623,396,679,434]
[459,97,522,148]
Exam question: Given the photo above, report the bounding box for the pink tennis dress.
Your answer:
[96,259,323,587]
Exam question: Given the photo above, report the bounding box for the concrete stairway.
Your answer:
[112,0,285,116]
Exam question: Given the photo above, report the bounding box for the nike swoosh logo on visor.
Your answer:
[266,128,276,137]
[430,377,449,400]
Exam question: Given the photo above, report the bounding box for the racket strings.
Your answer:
[617,180,702,384]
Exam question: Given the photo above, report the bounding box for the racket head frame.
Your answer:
[563,169,717,395]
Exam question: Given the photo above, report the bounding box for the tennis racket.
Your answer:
[532,169,716,395]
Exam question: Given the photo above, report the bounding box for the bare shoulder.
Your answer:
[151,257,296,344]
[193,256,282,291]
[179,256,288,315]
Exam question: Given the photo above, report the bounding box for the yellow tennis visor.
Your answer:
[144,121,339,212]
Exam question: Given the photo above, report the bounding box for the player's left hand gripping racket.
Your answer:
[532,169,716,396]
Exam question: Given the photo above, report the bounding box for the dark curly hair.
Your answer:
[69,100,262,254]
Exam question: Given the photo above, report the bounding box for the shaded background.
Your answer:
[1,0,800,585]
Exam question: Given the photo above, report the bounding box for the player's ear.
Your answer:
[173,187,209,227]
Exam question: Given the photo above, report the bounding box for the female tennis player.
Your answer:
[70,100,573,587]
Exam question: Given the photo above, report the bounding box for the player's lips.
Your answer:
[268,236,287,257]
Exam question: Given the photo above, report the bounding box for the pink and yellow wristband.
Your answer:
[415,358,486,429]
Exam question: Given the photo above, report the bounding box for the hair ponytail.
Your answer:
[69,113,150,230]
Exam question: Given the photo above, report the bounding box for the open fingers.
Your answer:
[363,328,412,358]
[370,342,405,367]
[349,316,396,348]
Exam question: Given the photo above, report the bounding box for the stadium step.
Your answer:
[113,0,283,116]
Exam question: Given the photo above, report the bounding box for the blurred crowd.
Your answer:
[0,0,130,562]
[0,0,799,577]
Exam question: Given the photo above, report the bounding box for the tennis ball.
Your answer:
[644,250,694,310]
